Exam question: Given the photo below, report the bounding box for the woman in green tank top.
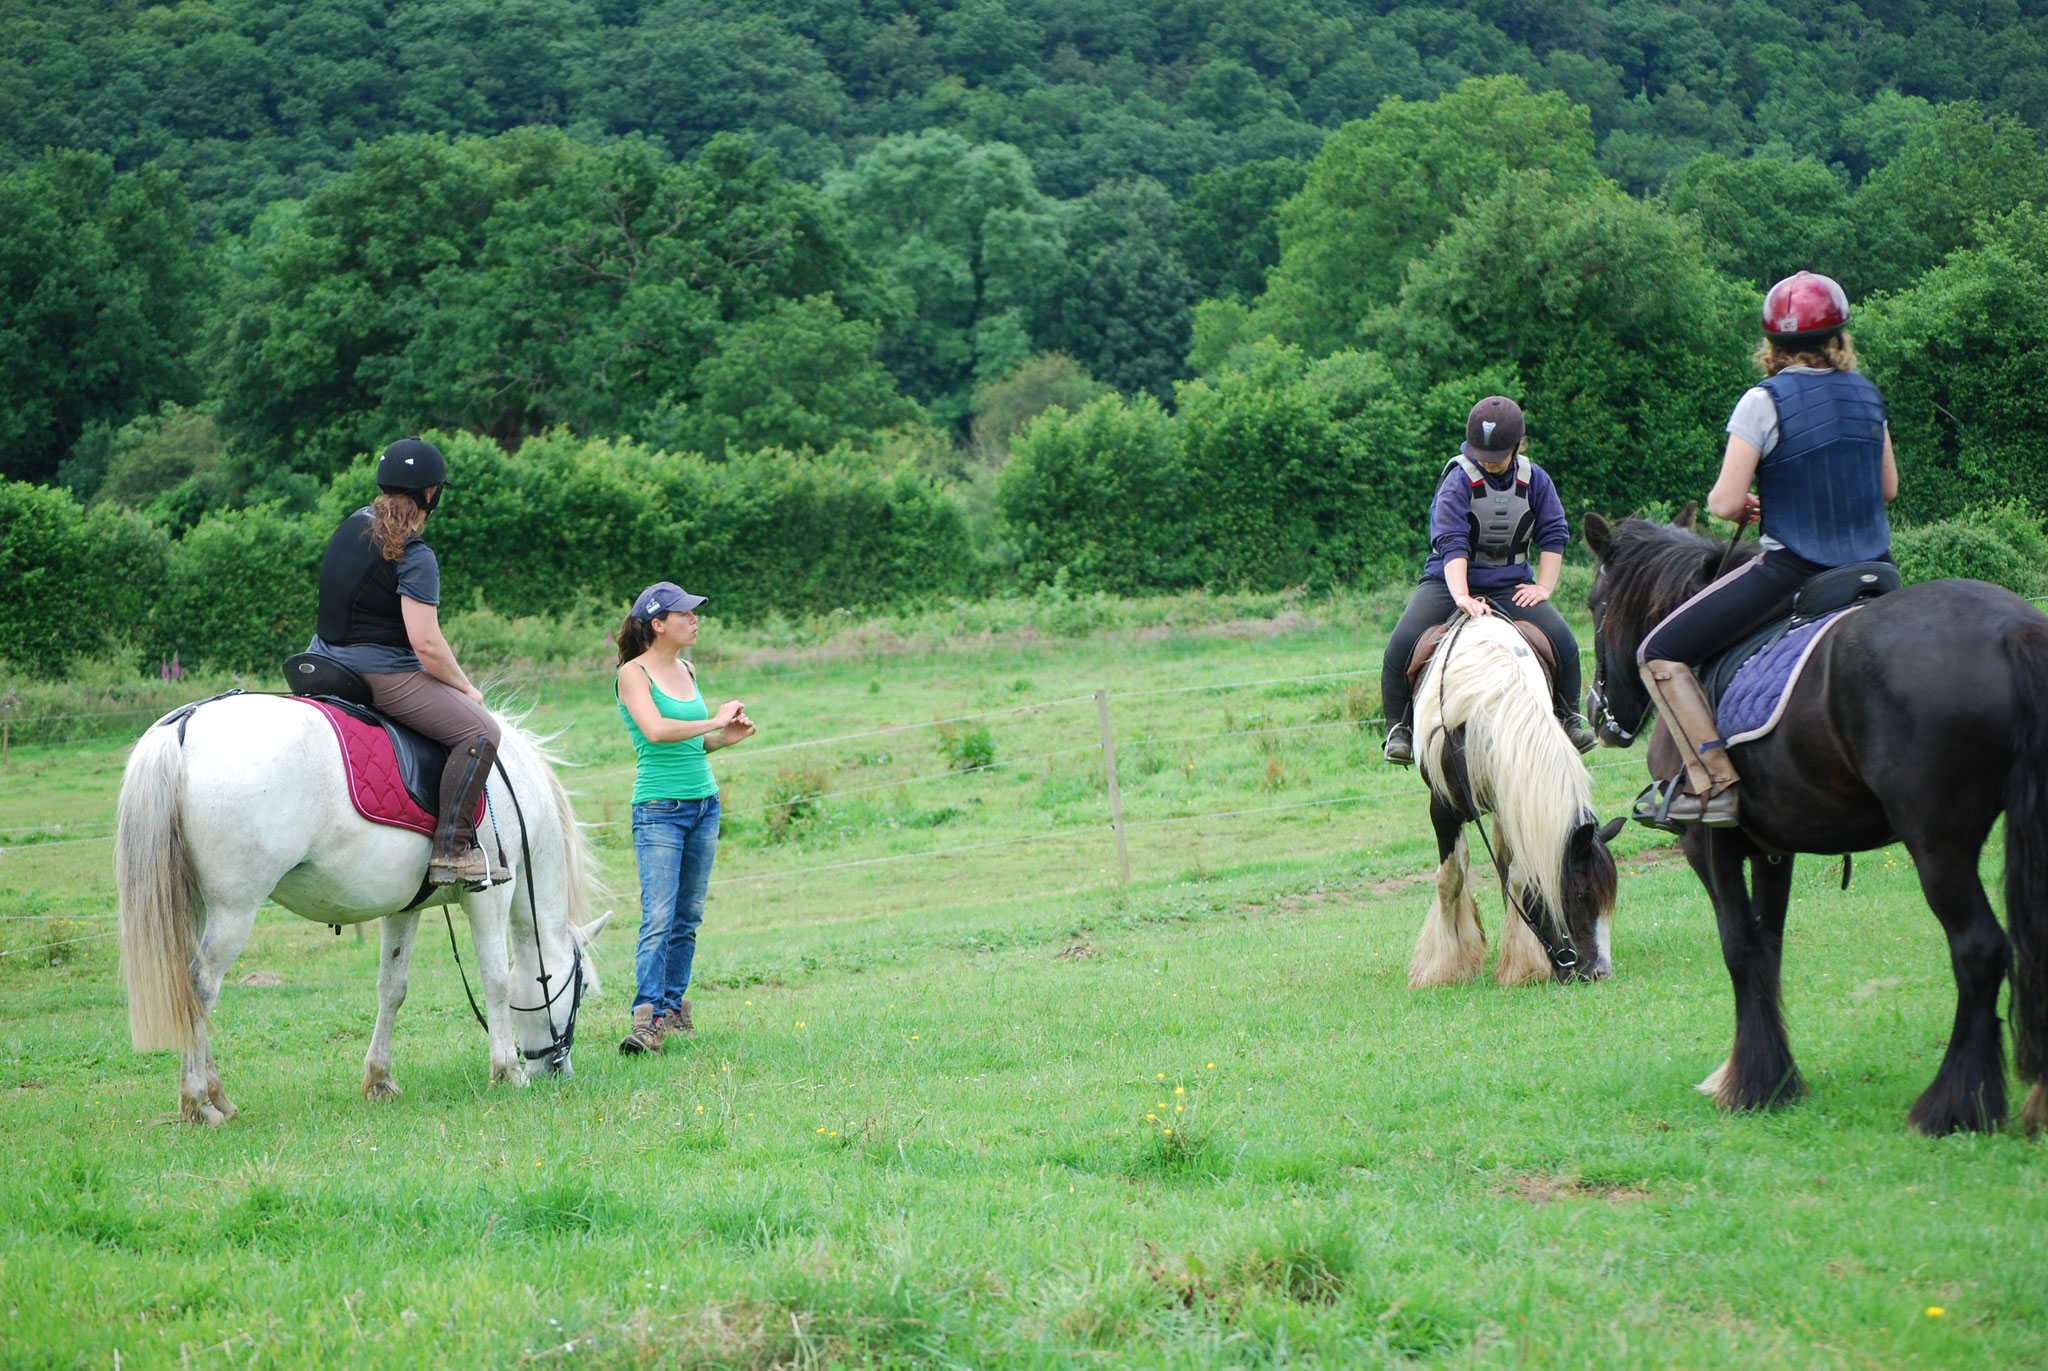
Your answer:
[612,581,755,1056]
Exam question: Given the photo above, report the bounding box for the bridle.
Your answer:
[1584,570,1642,747]
[442,755,584,1072]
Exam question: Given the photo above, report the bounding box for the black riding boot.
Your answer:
[429,733,511,886]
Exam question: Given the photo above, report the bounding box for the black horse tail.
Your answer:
[2004,619,2048,1119]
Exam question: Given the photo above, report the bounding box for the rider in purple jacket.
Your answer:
[1382,396,1596,765]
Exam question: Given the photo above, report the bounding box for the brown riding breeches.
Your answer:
[360,671,501,751]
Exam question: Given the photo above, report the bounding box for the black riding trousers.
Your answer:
[1379,579,1582,729]
[1635,548,1828,667]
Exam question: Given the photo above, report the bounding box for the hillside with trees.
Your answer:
[3,0,2047,671]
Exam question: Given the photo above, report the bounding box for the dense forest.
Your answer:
[4,0,2048,672]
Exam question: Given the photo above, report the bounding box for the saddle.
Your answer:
[1700,561,1901,742]
[283,652,473,833]
[1406,616,1557,694]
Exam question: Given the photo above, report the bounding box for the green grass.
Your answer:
[2,593,2044,1367]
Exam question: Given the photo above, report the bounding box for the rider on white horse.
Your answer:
[304,437,506,886]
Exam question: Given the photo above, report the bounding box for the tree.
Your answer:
[409,135,854,446]
[0,150,208,483]
[1365,172,1751,515]
[1252,76,1603,356]
[1174,155,1308,301]
[673,296,925,456]
[1663,152,1856,293]
[1026,178,1196,402]
[969,352,1106,463]
[1852,103,2048,297]
[1857,208,2048,525]
[829,130,1065,428]
[212,130,853,480]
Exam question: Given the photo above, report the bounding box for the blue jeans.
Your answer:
[629,795,719,1015]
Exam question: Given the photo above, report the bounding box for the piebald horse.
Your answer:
[116,694,606,1123]
[1407,614,1624,988]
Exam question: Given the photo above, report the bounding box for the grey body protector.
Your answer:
[1444,453,1535,569]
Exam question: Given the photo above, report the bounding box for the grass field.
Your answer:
[2,593,2045,1368]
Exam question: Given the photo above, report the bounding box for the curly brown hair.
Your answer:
[1753,331,1858,377]
[367,491,430,562]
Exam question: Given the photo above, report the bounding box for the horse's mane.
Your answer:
[1415,615,1592,931]
[1601,517,1757,636]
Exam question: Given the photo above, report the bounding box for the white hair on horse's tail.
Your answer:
[116,723,206,1052]
[1415,615,1593,932]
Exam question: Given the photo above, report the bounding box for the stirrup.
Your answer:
[1630,778,1685,834]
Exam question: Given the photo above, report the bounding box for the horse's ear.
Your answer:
[1673,500,1699,531]
[1582,512,1613,562]
[1597,815,1626,845]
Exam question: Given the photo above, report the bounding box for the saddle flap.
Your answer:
[284,652,374,708]
[298,695,459,824]
[1791,561,1900,620]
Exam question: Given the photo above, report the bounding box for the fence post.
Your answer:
[1096,689,1130,885]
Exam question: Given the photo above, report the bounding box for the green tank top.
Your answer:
[617,664,718,804]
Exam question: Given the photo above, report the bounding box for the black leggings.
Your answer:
[1380,579,1582,729]
[1636,548,1828,667]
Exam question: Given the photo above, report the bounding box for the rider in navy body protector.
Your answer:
[1633,271,1900,828]
[1383,396,1598,766]
[306,437,507,886]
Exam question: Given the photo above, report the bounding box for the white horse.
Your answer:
[116,692,607,1123]
[1406,615,1624,987]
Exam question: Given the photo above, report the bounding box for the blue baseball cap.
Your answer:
[630,582,707,622]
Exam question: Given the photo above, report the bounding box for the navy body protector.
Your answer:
[1445,453,1535,568]
[315,509,416,651]
[1755,370,1891,566]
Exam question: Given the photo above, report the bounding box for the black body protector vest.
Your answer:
[315,509,418,650]
[1444,453,1535,568]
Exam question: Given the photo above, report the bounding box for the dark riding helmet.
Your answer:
[1761,271,1850,345]
[375,437,448,511]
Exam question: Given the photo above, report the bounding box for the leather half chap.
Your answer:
[1640,660,1739,797]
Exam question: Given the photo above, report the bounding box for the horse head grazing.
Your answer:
[1581,512,1757,747]
[1561,814,1626,980]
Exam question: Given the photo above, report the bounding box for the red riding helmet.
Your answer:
[1761,271,1850,344]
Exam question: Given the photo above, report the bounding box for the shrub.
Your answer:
[1891,514,2042,595]
[935,721,995,771]
[0,481,168,676]
[155,506,325,672]
[998,394,1189,594]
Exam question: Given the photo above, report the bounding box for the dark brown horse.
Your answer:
[1583,510,2048,1136]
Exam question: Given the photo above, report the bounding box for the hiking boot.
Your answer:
[1560,712,1598,755]
[618,1004,663,1056]
[1383,722,1414,767]
[663,998,695,1041]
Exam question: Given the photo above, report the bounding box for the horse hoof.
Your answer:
[2022,1084,2048,1136]
[181,1099,230,1126]
[362,1075,402,1101]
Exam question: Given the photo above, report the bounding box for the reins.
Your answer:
[441,755,583,1069]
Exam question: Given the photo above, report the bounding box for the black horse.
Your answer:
[1582,510,2048,1136]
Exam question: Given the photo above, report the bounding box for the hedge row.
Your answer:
[996,345,1498,594]
[2,433,973,674]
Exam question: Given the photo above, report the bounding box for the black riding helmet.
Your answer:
[376,437,448,511]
